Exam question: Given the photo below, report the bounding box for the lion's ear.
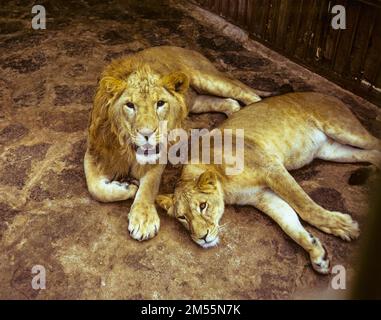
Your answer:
[162,71,189,94]
[197,171,218,193]
[99,76,126,96]
[156,194,175,217]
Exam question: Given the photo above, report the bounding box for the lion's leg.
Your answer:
[84,150,138,202]
[317,139,381,169]
[250,189,330,274]
[128,165,164,241]
[189,95,241,116]
[191,71,261,105]
[265,164,360,241]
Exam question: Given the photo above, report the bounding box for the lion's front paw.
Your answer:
[90,179,138,202]
[106,180,139,199]
[128,203,160,241]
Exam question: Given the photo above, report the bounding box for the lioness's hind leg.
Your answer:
[190,95,241,116]
[252,190,330,274]
[266,165,360,241]
[84,150,138,202]
[317,139,381,169]
[321,105,381,150]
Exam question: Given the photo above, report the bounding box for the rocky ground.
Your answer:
[0,0,380,299]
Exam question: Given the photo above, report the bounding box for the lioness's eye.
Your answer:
[178,215,187,221]
[200,202,207,211]
[126,102,135,109]
[157,100,165,108]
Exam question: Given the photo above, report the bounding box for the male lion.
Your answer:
[156,92,381,274]
[85,46,263,241]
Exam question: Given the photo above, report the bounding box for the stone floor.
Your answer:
[0,0,380,299]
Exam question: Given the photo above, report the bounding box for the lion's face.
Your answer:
[93,66,189,163]
[156,171,225,248]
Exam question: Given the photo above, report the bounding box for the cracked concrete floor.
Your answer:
[0,0,380,299]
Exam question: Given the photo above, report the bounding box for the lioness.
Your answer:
[156,92,381,274]
[85,46,263,241]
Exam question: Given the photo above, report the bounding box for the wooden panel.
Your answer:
[363,16,381,84]
[349,5,377,80]
[284,0,304,56]
[236,0,248,28]
[194,0,381,106]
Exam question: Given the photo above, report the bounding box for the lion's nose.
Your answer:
[139,128,156,141]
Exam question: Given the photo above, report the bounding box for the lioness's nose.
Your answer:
[199,230,209,242]
[138,128,156,141]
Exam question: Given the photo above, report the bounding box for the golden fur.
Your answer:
[84,46,262,241]
[157,92,381,274]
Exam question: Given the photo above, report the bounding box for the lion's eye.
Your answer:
[178,215,187,221]
[200,202,207,211]
[157,100,165,108]
[126,102,135,110]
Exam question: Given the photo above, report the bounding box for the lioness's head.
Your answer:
[156,171,224,248]
[90,64,189,163]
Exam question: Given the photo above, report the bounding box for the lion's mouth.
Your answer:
[134,143,161,156]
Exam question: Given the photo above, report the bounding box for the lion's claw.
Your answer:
[128,203,160,241]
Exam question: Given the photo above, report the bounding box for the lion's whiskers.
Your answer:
[218,223,229,233]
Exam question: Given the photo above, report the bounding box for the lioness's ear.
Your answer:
[156,194,175,217]
[99,76,126,96]
[197,171,218,193]
[162,71,189,94]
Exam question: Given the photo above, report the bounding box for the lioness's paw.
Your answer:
[311,246,330,275]
[324,212,360,242]
[223,98,241,116]
[128,203,160,241]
